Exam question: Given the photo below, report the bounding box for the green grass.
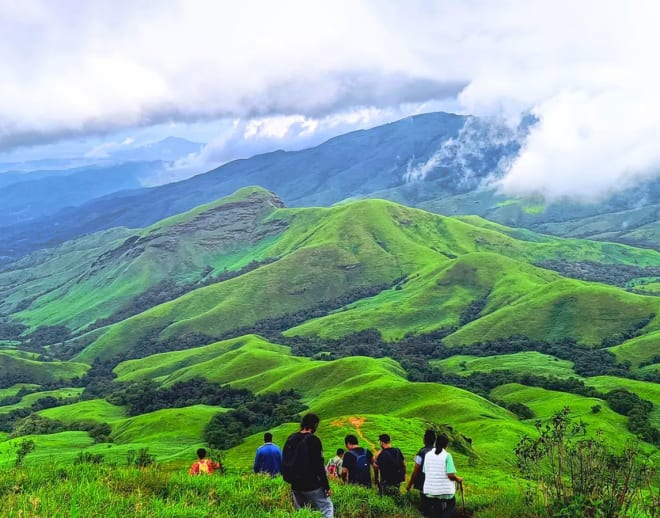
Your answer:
[0,190,659,514]
[0,353,89,384]
[285,252,560,340]
[0,464,425,518]
[111,335,533,470]
[444,279,659,347]
[0,384,40,400]
[490,383,631,440]
[2,188,286,332]
[0,431,95,469]
[586,376,660,427]
[111,405,227,446]
[0,388,83,414]
[39,399,127,424]
[1,335,657,515]
[609,330,660,368]
[430,352,577,378]
[65,196,660,362]
[113,335,298,383]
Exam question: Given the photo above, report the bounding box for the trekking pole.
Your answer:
[459,481,466,516]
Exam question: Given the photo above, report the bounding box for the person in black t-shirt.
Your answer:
[341,434,374,487]
[282,413,333,518]
[406,429,436,517]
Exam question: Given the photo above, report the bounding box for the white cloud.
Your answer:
[0,1,462,151]
[152,106,429,184]
[2,0,660,200]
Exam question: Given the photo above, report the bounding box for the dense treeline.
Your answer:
[282,331,632,379]
[536,260,660,288]
[606,389,659,444]
[0,393,82,433]
[458,294,490,326]
[106,378,266,416]
[599,314,656,347]
[104,377,306,449]
[6,413,112,442]
[204,390,307,449]
[0,320,27,340]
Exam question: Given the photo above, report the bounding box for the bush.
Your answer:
[126,448,155,469]
[74,451,104,465]
[14,439,35,467]
[515,407,656,517]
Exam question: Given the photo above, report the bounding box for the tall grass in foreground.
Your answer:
[0,464,423,517]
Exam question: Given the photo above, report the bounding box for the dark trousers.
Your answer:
[429,496,455,518]
[420,492,432,517]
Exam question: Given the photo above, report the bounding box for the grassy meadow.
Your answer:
[0,189,659,516]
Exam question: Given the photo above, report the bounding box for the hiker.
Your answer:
[189,448,221,475]
[373,433,406,495]
[423,434,463,518]
[281,413,333,518]
[326,448,344,479]
[406,429,436,517]
[341,434,374,487]
[253,431,282,476]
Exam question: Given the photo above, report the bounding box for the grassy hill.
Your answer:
[0,187,286,332]
[0,189,659,516]
[609,330,660,368]
[430,352,577,378]
[0,352,88,385]
[443,279,658,347]
[51,194,660,363]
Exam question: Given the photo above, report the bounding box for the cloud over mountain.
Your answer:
[2,1,660,200]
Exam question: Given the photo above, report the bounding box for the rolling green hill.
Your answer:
[609,330,660,368]
[443,280,658,347]
[0,188,658,516]
[490,383,630,437]
[45,193,658,364]
[0,352,88,385]
[0,187,286,332]
[430,352,577,378]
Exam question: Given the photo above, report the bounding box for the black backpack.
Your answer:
[414,446,433,490]
[348,447,371,484]
[281,432,310,484]
[377,447,405,485]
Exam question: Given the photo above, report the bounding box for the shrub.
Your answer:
[126,448,155,469]
[14,439,35,467]
[515,407,656,517]
[74,451,105,465]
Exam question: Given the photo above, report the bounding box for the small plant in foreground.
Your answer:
[14,439,35,467]
[126,448,155,469]
[74,451,105,465]
[515,407,656,517]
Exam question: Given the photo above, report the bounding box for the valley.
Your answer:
[0,185,658,516]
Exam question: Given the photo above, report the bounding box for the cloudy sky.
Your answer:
[1,0,658,200]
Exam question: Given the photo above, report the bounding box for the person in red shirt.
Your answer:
[189,448,221,475]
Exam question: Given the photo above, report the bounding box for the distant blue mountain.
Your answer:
[0,113,478,258]
[0,162,164,226]
[2,112,660,261]
[0,137,204,226]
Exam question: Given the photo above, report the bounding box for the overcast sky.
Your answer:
[1,0,659,200]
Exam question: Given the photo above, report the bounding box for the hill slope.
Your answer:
[53,194,659,362]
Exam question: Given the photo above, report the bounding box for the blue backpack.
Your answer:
[348,448,371,484]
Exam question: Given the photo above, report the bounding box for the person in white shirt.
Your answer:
[422,434,463,518]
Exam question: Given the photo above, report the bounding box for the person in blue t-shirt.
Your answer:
[253,432,283,476]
